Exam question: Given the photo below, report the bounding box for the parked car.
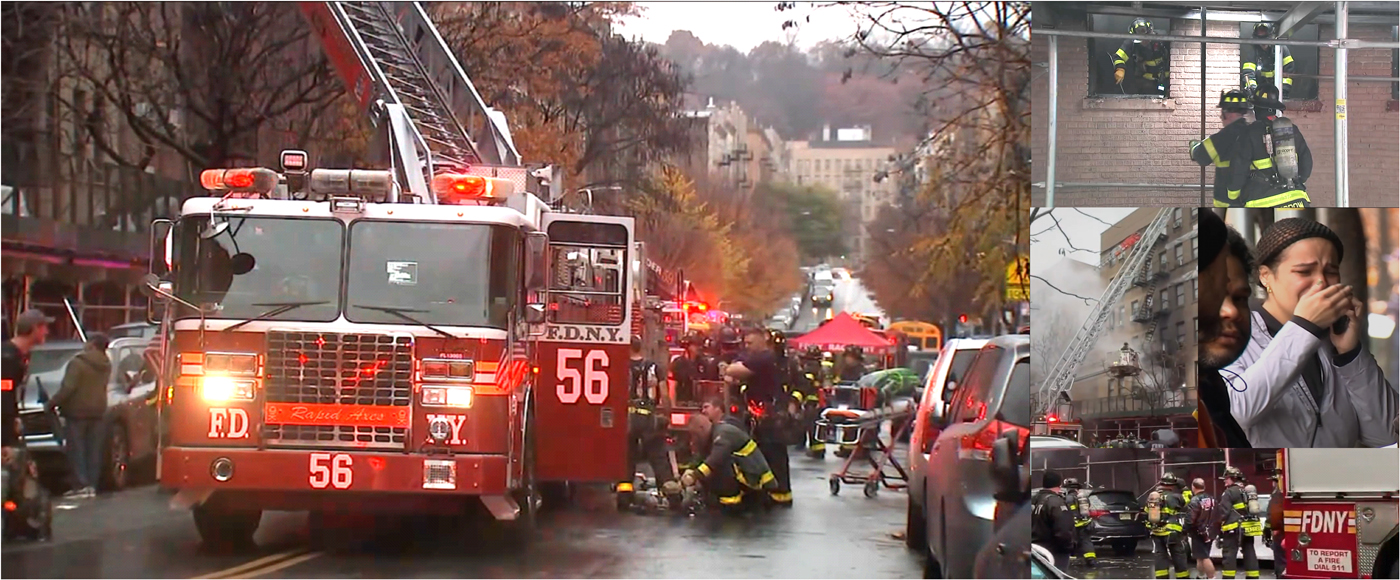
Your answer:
[1081,488,1151,556]
[17,337,161,492]
[916,334,1030,579]
[1030,543,1074,579]
[1029,435,1087,449]
[907,338,989,551]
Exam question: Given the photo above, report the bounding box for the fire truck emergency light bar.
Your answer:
[430,173,515,204]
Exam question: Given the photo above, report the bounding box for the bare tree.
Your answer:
[51,2,343,170]
[1132,341,1188,417]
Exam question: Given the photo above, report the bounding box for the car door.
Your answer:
[927,346,1002,572]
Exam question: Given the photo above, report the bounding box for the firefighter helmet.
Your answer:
[843,345,864,357]
[803,345,824,359]
[1063,478,1083,490]
[719,326,741,346]
[1159,472,1183,488]
[1222,466,1246,481]
[1130,18,1154,35]
[681,330,706,348]
[1219,89,1254,113]
[1253,22,1273,39]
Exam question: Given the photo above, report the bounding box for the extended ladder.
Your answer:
[1035,208,1172,417]
[301,2,522,173]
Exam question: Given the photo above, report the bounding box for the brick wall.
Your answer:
[1033,18,1399,207]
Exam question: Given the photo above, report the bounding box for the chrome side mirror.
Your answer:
[524,303,547,325]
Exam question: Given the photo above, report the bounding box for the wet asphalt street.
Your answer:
[2,450,924,578]
[1065,539,1278,579]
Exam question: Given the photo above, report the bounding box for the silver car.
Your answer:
[918,334,1031,578]
[18,337,161,491]
[907,338,988,549]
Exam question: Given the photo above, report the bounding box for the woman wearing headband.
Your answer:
[1223,218,1397,447]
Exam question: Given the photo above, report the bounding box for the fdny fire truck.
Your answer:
[1276,448,1399,579]
[144,2,633,547]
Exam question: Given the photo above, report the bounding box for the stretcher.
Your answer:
[813,396,914,498]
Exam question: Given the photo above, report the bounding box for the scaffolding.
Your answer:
[1037,1,1400,208]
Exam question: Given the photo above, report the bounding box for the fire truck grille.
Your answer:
[263,331,414,406]
[263,425,407,447]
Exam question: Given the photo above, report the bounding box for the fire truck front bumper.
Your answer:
[161,447,510,496]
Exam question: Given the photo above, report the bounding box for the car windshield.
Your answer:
[28,347,81,374]
[1090,491,1140,509]
[175,215,343,322]
[345,221,518,329]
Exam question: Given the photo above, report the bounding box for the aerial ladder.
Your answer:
[299,2,550,202]
[1034,208,1172,418]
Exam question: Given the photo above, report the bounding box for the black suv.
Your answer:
[1082,488,1150,556]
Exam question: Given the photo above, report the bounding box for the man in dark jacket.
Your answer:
[1198,221,1254,448]
[1032,470,1077,569]
[1191,90,1254,207]
[3,310,54,457]
[1230,83,1313,208]
[1185,478,1219,580]
[48,333,111,497]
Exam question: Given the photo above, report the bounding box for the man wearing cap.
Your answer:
[47,333,112,498]
[1032,470,1077,570]
[1191,90,1254,207]
[3,309,54,456]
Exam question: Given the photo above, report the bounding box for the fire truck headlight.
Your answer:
[204,353,259,377]
[1359,507,1376,523]
[202,376,256,402]
[421,386,473,408]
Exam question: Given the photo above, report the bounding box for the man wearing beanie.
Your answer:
[1032,470,1077,569]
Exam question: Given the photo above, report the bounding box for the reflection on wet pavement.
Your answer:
[1065,539,1278,579]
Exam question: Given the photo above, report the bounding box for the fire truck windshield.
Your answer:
[345,221,518,329]
[174,216,343,322]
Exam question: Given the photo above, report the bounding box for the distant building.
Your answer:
[1072,207,1200,444]
[786,125,897,264]
[679,97,788,195]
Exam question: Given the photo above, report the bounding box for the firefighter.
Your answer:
[797,345,826,458]
[1148,472,1191,579]
[716,326,743,365]
[696,334,722,381]
[1219,466,1263,580]
[1062,478,1096,567]
[627,336,673,491]
[1191,89,1255,207]
[681,408,783,513]
[837,346,866,382]
[1243,22,1294,98]
[723,327,793,507]
[1231,82,1313,208]
[1111,18,1170,96]
[669,332,706,404]
[1032,470,1077,570]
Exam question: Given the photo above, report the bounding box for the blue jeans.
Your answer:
[64,418,106,490]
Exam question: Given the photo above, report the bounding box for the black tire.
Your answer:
[193,501,260,551]
[101,423,131,491]
[923,540,944,579]
[829,476,840,496]
[863,479,879,498]
[906,495,928,550]
[1112,539,1137,556]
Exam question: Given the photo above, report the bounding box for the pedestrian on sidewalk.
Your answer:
[47,333,111,498]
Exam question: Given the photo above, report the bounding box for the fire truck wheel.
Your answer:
[192,501,261,551]
[505,402,538,545]
[100,424,132,492]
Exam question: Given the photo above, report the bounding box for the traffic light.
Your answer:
[958,314,968,324]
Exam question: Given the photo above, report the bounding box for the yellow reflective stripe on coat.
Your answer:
[759,471,776,486]
[1250,158,1274,170]
[718,494,743,505]
[734,440,758,457]
[1233,502,1247,509]
[1175,571,1191,578]
[770,491,793,502]
[1114,49,1129,66]
[1282,55,1295,66]
[1246,190,1310,208]
[1242,62,1257,71]
[1228,189,1241,200]
[1202,138,1229,168]
[1282,76,1293,85]
[1245,571,1261,578]
[1156,570,1171,578]
[1215,199,1231,208]
[628,407,652,415]
[809,442,826,450]
[1221,521,1240,531]
[1075,519,1090,527]
[698,463,712,477]
[1083,551,1097,558]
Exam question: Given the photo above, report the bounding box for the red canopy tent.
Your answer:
[789,312,895,353]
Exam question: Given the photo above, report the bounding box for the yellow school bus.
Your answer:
[887,320,943,352]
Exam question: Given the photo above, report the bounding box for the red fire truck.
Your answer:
[1276,448,1399,579]
[145,1,636,547]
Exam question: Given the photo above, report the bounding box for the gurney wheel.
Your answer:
[863,479,879,498]
[829,476,841,496]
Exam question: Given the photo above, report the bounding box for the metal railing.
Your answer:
[2,145,191,236]
[1072,386,1198,420]
[1038,2,1400,207]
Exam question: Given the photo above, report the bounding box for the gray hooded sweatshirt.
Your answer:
[1223,310,1397,448]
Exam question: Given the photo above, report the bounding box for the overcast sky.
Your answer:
[1030,208,1138,270]
[614,2,857,52]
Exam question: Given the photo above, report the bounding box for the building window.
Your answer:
[1239,22,1322,101]
[1119,306,1126,328]
[1131,300,1139,316]
[1175,243,1184,266]
[1176,321,1186,347]
[1089,15,1171,97]
[1161,289,1170,310]
[1192,278,1198,302]
[1176,283,1184,308]
[1173,207,1182,228]
[1191,235,1198,261]
[1159,251,1167,270]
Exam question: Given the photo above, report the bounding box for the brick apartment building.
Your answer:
[1031,3,1399,207]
